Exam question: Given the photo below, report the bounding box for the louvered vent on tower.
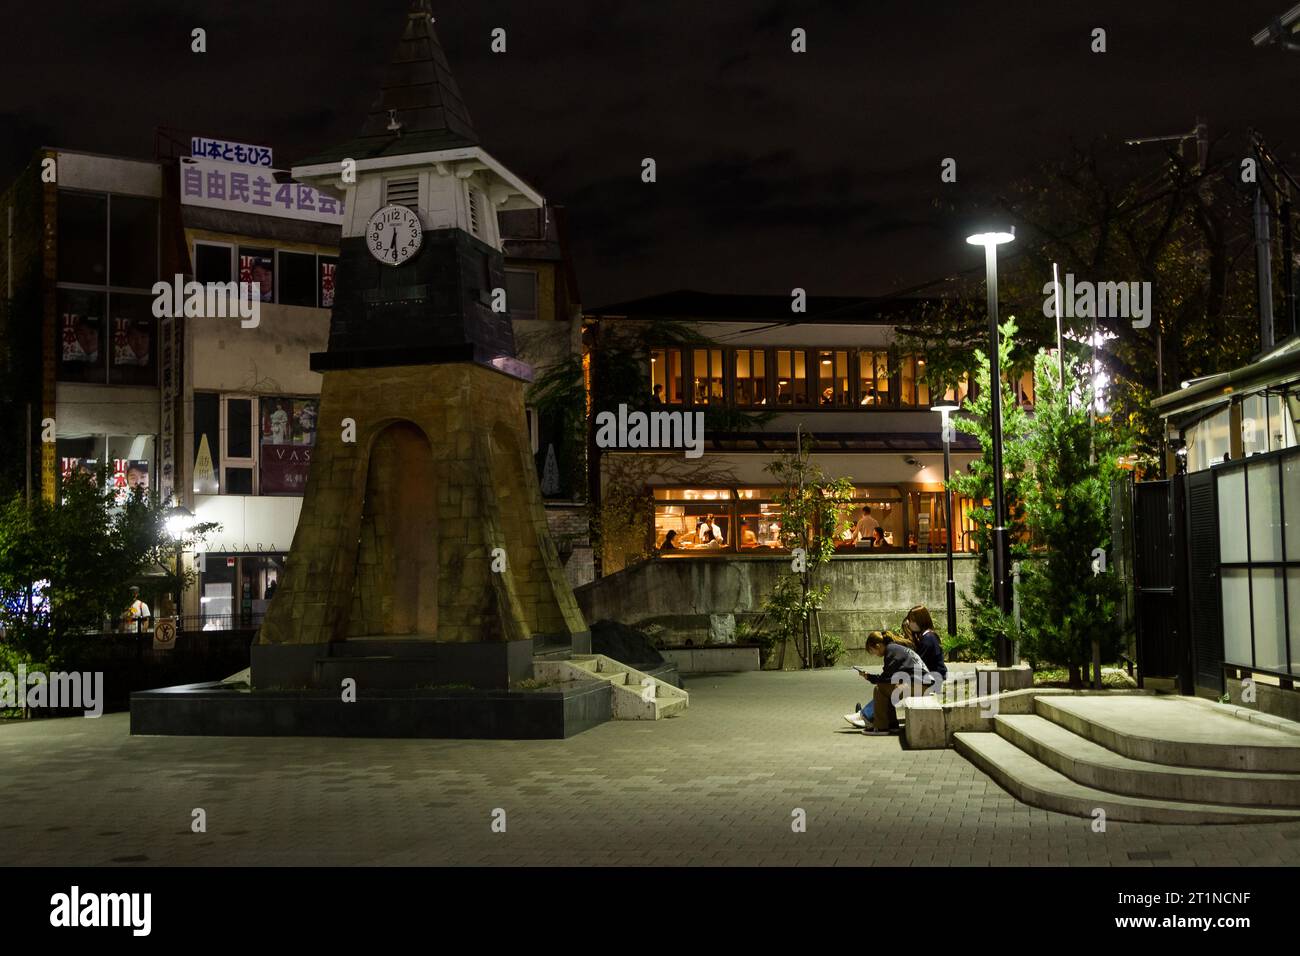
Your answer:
[386,177,419,209]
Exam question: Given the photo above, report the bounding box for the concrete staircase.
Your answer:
[955,695,1300,823]
[533,654,688,720]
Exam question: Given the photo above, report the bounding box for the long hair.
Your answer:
[868,628,913,652]
[905,605,935,635]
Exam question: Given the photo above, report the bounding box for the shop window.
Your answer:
[108,195,158,290]
[1012,369,1035,407]
[57,191,107,286]
[239,248,274,303]
[57,289,107,384]
[108,294,156,386]
[733,349,768,406]
[649,348,684,404]
[319,256,338,309]
[193,392,221,494]
[653,488,731,551]
[775,350,809,405]
[692,348,724,405]
[857,350,891,406]
[278,251,318,307]
[194,242,234,283]
[259,397,318,496]
[817,350,850,406]
[505,269,538,321]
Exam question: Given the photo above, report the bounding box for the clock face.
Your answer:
[366,204,423,266]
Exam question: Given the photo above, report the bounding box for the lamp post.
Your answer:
[966,227,1016,666]
[165,503,195,632]
[933,402,960,638]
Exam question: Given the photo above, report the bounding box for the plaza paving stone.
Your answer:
[2,669,1299,866]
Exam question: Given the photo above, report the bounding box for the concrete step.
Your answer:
[655,696,688,719]
[955,731,1300,824]
[1036,696,1300,773]
[995,714,1300,807]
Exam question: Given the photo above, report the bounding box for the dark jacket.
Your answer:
[869,641,932,685]
[914,629,948,679]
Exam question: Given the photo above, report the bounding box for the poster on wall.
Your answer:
[239,253,274,303]
[61,313,100,363]
[110,459,149,503]
[59,458,97,485]
[111,317,151,367]
[319,259,337,309]
[259,398,318,495]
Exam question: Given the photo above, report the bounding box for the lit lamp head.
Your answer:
[933,402,960,443]
[165,504,196,542]
[965,227,1015,247]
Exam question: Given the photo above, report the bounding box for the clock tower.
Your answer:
[252,0,589,691]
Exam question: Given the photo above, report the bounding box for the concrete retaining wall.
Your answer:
[576,553,978,665]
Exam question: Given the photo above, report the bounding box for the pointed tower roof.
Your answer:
[298,0,479,165]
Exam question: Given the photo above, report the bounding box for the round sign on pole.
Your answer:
[154,617,177,651]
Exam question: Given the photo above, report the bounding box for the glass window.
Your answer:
[1288,568,1300,677]
[1252,569,1288,673]
[239,248,274,303]
[734,488,783,550]
[108,195,158,289]
[857,350,891,406]
[193,392,221,494]
[505,269,538,321]
[653,488,731,552]
[692,348,724,405]
[936,372,971,406]
[319,256,338,309]
[734,349,767,406]
[649,348,684,405]
[107,294,156,386]
[1218,468,1247,563]
[817,350,849,406]
[226,398,254,459]
[57,289,107,383]
[194,243,233,283]
[57,191,107,285]
[1247,461,1282,562]
[1221,568,1253,666]
[775,350,809,405]
[900,354,929,406]
[278,251,317,307]
[1284,457,1300,562]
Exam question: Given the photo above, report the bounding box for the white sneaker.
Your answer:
[843,713,866,728]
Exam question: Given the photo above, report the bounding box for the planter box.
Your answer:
[660,644,761,673]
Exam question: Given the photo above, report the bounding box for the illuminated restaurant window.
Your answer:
[735,488,784,550]
[653,488,732,551]
[817,350,850,406]
[900,354,930,407]
[733,349,768,406]
[857,350,892,406]
[649,348,685,404]
[692,348,725,404]
[936,372,972,406]
[775,349,809,405]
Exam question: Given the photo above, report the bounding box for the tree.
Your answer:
[948,318,1033,659]
[902,136,1260,465]
[0,474,216,670]
[1018,351,1128,686]
[761,433,854,668]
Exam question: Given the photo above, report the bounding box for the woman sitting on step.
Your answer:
[845,630,934,735]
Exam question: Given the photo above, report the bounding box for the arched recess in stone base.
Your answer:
[345,420,438,638]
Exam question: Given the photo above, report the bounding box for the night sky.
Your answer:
[2,0,1297,307]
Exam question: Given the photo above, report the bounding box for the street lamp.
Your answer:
[933,402,960,639]
[966,226,1015,666]
[165,504,195,631]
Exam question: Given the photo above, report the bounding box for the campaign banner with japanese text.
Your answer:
[179,157,345,225]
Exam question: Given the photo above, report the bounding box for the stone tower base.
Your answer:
[254,361,589,690]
